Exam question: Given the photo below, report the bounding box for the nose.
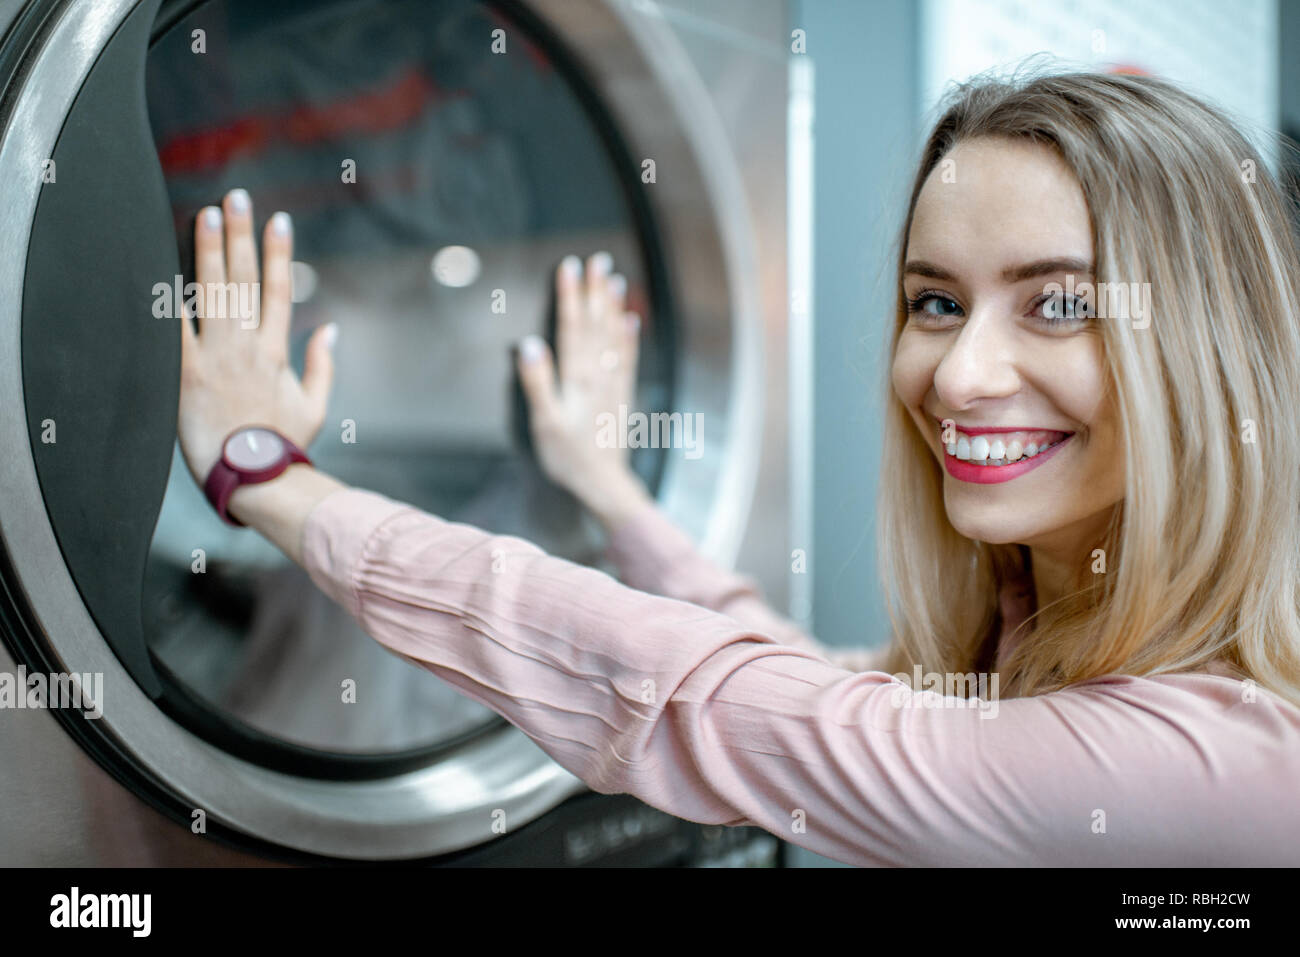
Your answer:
[931,309,1021,412]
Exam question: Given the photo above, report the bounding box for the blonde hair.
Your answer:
[877,68,1300,709]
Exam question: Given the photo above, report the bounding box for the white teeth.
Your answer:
[944,431,1067,465]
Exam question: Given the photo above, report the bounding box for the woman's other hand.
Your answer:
[177,189,337,487]
[516,252,652,529]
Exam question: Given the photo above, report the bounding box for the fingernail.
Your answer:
[609,274,626,298]
[560,255,581,279]
[625,312,641,334]
[202,206,222,230]
[322,322,338,351]
[520,334,545,364]
[590,251,612,276]
[227,188,250,214]
[271,211,292,236]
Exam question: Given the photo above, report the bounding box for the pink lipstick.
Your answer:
[936,418,1075,485]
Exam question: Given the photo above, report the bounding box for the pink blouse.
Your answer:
[300,487,1300,866]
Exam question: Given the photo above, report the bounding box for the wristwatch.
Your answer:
[203,425,312,527]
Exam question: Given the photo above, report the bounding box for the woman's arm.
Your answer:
[294,482,1300,866]
[222,460,1300,865]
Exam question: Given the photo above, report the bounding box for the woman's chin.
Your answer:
[945,507,1046,547]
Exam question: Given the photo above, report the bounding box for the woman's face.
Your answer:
[891,136,1124,553]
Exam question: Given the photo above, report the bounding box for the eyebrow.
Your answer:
[903,257,1094,284]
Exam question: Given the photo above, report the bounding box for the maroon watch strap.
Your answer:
[204,461,245,527]
[203,429,312,527]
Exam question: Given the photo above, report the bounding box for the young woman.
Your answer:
[175,70,1300,865]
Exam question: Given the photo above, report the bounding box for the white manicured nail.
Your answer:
[609,274,626,298]
[202,207,222,230]
[271,212,291,236]
[322,323,338,350]
[560,255,581,279]
[228,188,250,213]
[520,335,545,363]
[590,251,612,276]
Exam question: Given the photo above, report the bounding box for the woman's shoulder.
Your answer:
[1056,663,1300,742]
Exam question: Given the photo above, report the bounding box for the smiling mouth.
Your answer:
[935,420,1076,483]
[944,428,1072,466]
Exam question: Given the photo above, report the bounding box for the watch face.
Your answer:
[224,427,285,471]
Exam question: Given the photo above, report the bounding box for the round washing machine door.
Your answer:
[0,0,761,861]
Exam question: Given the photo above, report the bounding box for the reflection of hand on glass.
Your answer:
[515,253,654,534]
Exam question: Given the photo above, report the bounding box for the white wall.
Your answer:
[920,0,1279,163]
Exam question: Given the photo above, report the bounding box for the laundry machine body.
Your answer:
[0,0,788,865]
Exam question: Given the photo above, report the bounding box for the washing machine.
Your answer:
[0,0,789,865]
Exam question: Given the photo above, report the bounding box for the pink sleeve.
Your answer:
[603,497,888,673]
[301,487,1300,866]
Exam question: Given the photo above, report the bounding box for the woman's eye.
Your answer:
[1035,293,1092,323]
[906,292,963,320]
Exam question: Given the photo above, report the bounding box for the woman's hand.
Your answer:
[516,252,652,530]
[177,188,337,488]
